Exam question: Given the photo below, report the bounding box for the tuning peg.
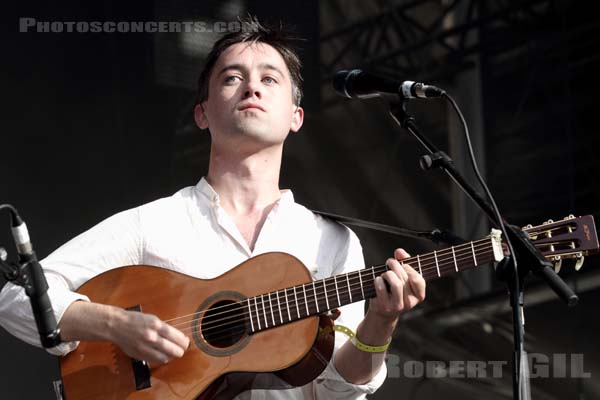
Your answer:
[564,215,575,220]
[543,219,554,225]
[553,257,563,273]
[575,254,585,271]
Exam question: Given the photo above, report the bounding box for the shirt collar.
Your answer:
[195,177,295,207]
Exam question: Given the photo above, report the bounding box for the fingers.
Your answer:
[157,320,191,354]
[138,343,171,365]
[372,251,426,317]
[394,248,411,261]
[393,247,426,302]
[118,311,190,366]
[404,263,426,303]
[144,316,189,360]
[374,271,402,313]
[382,258,408,313]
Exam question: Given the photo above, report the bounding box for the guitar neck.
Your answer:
[246,231,504,334]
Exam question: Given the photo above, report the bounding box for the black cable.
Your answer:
[0,203,22,226]
[442,93,518,283]
[0,204,22,280]
[443,92,526,396]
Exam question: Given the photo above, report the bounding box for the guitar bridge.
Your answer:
[127,305,152,390]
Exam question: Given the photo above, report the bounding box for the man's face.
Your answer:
[195,42,303,152]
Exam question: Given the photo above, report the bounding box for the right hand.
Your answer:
[110,309,190,365]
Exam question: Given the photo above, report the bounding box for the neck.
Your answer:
[245,235,503,334]
[207,144,283,214]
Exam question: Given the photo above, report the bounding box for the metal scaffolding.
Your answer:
[320,0,563,106]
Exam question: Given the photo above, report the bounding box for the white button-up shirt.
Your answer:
[0,178,386,399]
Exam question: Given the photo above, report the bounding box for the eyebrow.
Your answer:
[218,63,286,79]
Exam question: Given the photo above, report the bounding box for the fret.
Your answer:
[365,268,377,298]
[302,284,309,316]
[323,279,330,310]
[346,273,352,303]
[247,298,255,332]
[293,286,300,319]
[284,288,291,322]
[351,271,363,301]
[245,238,504,332]
[359,270,365,299]
[334,276,341,307]
[312,282,319,313]
[268,293,275,326]
[314,280,325,312]
[275,291,283,324]
[451,246,458,272]
[254,297,261,330]
[261,294,268,328]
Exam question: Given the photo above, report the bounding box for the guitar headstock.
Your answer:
[522,215,599,272]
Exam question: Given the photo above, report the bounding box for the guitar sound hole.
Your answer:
[201,300,246,348]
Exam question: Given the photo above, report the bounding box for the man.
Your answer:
[0,17,425,399]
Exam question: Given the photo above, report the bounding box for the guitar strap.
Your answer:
[311,210,466,245]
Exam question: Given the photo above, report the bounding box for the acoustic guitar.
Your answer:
[59,215,599,399]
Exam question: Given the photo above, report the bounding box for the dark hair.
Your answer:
[196,16,303,106]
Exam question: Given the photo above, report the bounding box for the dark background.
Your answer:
[1,0,599,399]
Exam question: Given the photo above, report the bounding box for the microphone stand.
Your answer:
[386,98,577,400]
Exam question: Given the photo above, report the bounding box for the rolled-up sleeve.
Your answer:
[313,308,388,398]
[0,276,89,355]
[0,207,142,355]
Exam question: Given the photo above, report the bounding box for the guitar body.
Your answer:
[60,252,335,400]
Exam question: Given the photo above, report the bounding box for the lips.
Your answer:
[238,103,266,112]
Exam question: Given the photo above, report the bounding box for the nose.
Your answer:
[243,79,262,99]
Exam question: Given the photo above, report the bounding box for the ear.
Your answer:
[290,105,304,133]
[194,103,209,130]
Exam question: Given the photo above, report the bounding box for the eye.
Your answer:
[262,76,277,85]
[224,75,241,84]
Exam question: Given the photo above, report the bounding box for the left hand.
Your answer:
[368,248,426,322]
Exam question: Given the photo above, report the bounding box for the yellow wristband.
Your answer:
[333,324,391,353]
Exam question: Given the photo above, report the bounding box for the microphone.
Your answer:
[11,216,61,348]
[333,69,444,100]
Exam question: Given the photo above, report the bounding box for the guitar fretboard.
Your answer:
[246,235,500,333]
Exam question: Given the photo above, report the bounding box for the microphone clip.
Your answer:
[1,250,62,348]
[1,204,62,348]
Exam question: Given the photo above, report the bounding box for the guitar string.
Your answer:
[167,224,571,340]
[168,244,497,334]
[185,250,492,338]
[161,238,494,326]
[163,240,494,329]
[159,223,566,337]
[168,242,495,330]
[181,249,497,341]
[174,246,499,338]
[175,248,498,338]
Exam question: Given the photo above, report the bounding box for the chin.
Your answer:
[234,122,271,137]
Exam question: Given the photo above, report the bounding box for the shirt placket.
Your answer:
[210,198,253,256]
